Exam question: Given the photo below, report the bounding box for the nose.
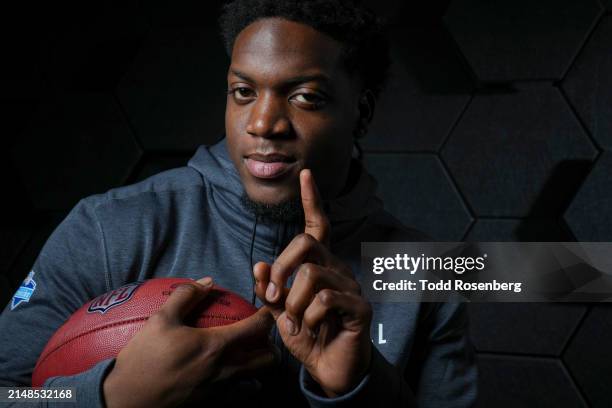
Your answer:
[246,92,292,139]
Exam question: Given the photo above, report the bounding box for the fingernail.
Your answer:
[285,315,297,336]
[176,283,196,293]
[197,277,213,287]
[265,282,277,302]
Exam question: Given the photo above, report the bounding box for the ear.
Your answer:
[355,89,376,139]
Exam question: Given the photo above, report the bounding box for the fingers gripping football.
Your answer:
[104,278,276,408]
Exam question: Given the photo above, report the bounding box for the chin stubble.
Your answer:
[240,194,303,223]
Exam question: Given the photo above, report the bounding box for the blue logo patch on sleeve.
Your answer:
[11,271,37,310]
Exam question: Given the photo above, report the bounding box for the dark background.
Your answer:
[1,0,611,406]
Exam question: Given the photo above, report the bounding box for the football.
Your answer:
[31,278,257,387]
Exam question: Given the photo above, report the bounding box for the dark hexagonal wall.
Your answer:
[0,228,31,276]
[362,25,473,152]
[468,303,586,356]
[141,0,227,28]
[464,218,573,242]
[363,0,452,26]
[1,100,39,149]
[465,219,586,356]
[364,153,472,240]
[563,16,612,150]
[565,152,612,241]
[0,274,13,313]
[127,153,194,184]
[564,305,612,408]
[441,89,597,217]
[1,0,611,406]
[444,0,602,82]
[10,93,142,211]
[39,2,148,92]
[0,155,35,223]
[476,355,587,407]
[1,3,45,101]
[117,26,228,151]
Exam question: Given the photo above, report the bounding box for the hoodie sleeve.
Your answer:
[0,198,114,407]
[299,346,418,407]
[408,302,478,407]
[299,302,477,407]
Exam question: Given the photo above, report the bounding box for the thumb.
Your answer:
[211,306,275,345]
[157,277,214,323]
[253,262,285,321]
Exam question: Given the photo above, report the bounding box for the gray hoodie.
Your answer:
[0,139,477,407]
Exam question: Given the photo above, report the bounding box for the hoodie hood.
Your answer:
[187,138,383,255]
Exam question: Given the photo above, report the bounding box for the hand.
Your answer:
[103,277,276,408]
[253,170,373,397]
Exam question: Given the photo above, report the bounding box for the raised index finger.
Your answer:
[300,169,330,247]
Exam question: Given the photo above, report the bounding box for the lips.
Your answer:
[244,153,296,179]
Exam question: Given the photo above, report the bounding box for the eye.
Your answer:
[290,92,327,109]
[229,87,256,103]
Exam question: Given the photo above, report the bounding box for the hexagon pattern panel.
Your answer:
[465,220,586,356]
[363,0,451,26]
[142,0,227,28]
[11,93,142,211]
[468,303,586,355]
[39,2,148,92]
[564,305,612,408]
[128,153,194,184]
[0,156,35,222]
[1,0,611,406]
[363,24,472,152]
[441,89,597,217]
[564,152,612,241]
[563,16,612,150]
[465,218,573,241]
[0,274,13,312]
[117,26,229,151]
[364,153,472,240]
[444,0,602,82]
[0,228,32,275]
[476,355,587,407]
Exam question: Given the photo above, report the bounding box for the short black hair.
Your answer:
[218,0,390,98]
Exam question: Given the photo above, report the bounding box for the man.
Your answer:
[0,0,477,406]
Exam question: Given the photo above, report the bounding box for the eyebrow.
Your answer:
[229,69,331,87]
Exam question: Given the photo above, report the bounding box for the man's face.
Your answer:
[225,18,362,207]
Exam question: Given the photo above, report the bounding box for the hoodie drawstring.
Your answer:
[249,214,259,305]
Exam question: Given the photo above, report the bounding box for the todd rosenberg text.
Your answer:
[372,279,523,293]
